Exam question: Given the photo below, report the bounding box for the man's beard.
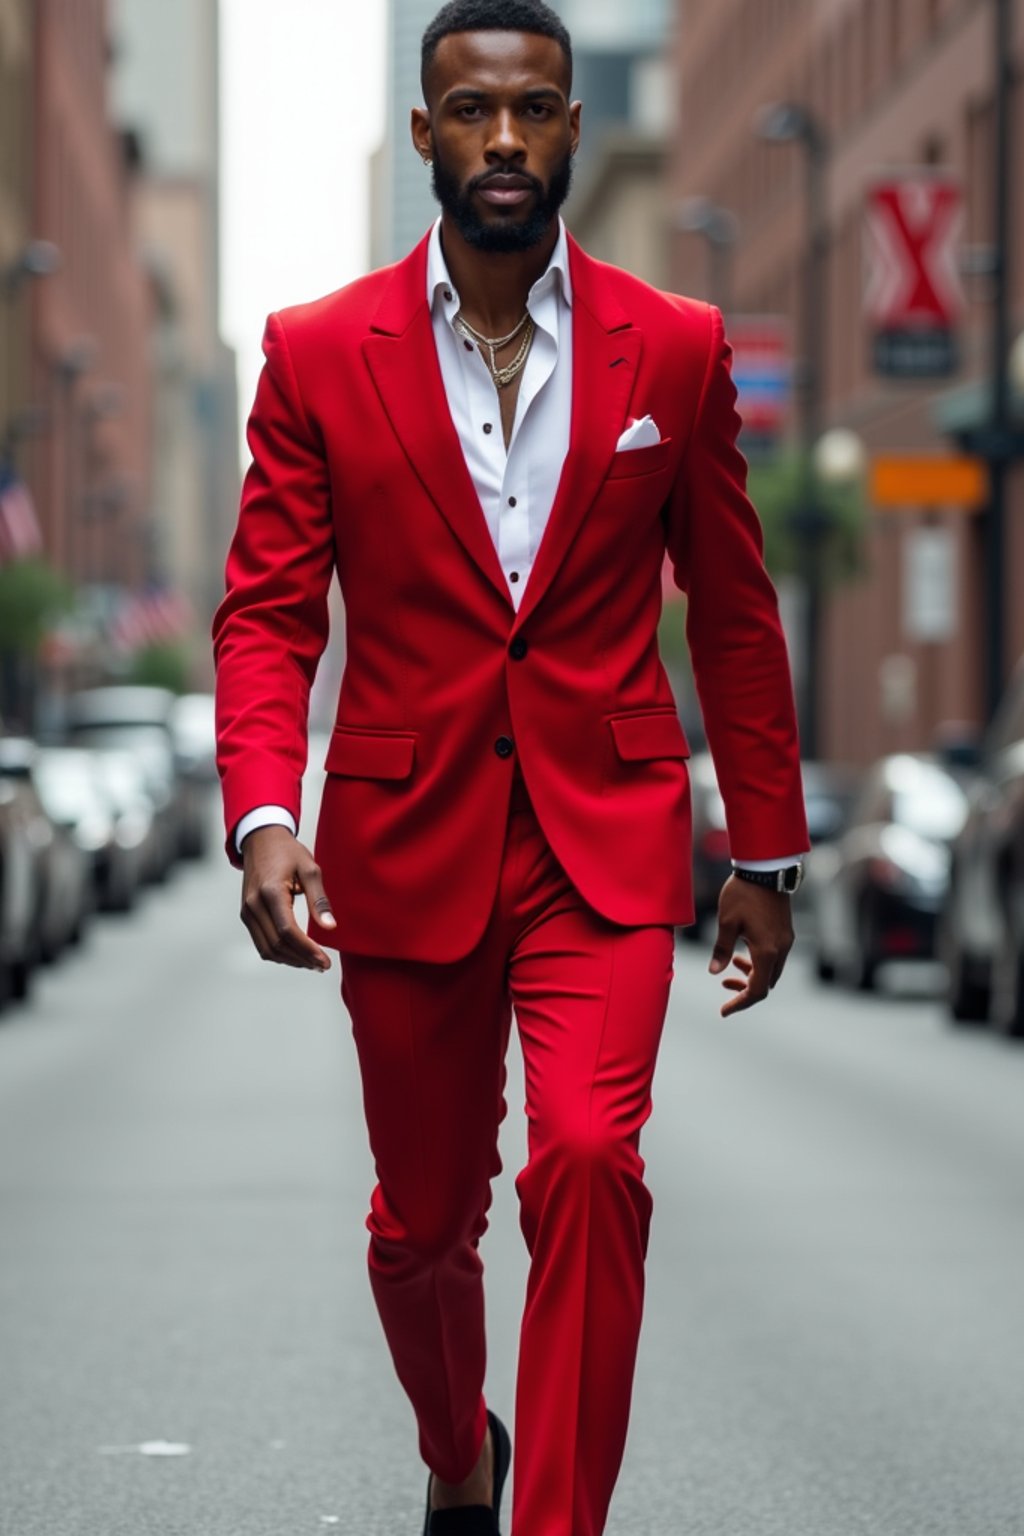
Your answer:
[430,149,573,253]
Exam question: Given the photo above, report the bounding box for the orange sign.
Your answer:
[870,455,988,510]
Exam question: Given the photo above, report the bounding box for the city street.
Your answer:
[2,804,1023,1536]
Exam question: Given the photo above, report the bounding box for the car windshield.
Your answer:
[888,757,968,842]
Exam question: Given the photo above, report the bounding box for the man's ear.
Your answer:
[569,100,582,158]
[411,106,432,163]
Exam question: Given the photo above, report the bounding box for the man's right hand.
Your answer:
[240,825,336,971]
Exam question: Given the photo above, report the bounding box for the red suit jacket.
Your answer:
[213,232,809,962]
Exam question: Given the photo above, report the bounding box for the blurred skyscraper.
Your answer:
[110,0,239,676]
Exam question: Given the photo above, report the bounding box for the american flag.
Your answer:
[0,469,44,563]
[109,584,194,652]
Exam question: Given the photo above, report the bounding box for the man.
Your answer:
[213,2,809,1532]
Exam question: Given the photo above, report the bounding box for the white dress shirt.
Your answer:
[235,220,803,871]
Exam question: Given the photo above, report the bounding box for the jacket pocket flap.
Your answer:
[610,711,690,761]
[325,728,416,779]
[606,438,674,480]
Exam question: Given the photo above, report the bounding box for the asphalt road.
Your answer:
[2,807,1023,1536]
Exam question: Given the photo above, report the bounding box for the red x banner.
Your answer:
[864,173,965,377]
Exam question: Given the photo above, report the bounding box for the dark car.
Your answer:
[809,753,969,990]
[0,768,37,1006]
[941,658,1024,1035]
[0,738,91,970]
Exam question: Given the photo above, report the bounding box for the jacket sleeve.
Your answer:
[665,304,809,861]
[212,312,335,865]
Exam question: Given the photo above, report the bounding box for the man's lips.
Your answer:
[475,175,536,207]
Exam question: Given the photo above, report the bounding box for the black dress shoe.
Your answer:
[423,1410,512,1536]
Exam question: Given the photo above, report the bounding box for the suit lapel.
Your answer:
[360,233,642,623]
[514,242,642,628]
[361,239,511,606]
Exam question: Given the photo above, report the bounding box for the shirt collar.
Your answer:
[426,215,573,318]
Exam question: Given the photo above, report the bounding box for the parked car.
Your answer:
[792,761,860,936]
[941,657,1024,1035]
[168,691,216,856]
[33,746,148,913]
[682,752,731,940]
[0,766,37,1006]
[0,738,91,968]
[808,753,969,990]
[66,689,185,875]
[87,748,166,888]
[682,755,858,943]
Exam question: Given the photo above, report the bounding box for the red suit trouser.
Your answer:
[340,776,674,1536]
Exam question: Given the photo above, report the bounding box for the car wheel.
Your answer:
[10,956,32,1002]
[814,949,836,983]
[944,930,991,1024]
[843,904,878,992]
[991,932,1024,1039]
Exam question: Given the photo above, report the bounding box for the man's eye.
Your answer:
[458,105,484,119]
[526,105,552,118]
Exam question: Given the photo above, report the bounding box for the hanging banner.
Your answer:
[863,172,965,378]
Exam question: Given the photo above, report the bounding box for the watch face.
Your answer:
[782,864,803,893]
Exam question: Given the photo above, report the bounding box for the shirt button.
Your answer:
[463,339,473,351]
[508,496,517,507]
[483,423,493,434]
[494,735,515,759]
[509,571,520,583]
[509,638,528,660]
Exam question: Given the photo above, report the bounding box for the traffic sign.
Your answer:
[728,315,791,456]
[864,173,965,378]
[870,455,988,509]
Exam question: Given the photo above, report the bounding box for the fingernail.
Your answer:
[320,914,337,929]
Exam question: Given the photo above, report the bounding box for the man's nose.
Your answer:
[484,109,527,162]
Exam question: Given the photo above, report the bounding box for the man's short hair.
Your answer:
[421,0,573,99]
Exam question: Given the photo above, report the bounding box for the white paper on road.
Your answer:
[96,1440,191,1456]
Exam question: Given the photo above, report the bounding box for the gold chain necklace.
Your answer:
[456,310,536,390]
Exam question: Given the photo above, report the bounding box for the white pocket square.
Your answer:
[615,415,662,451]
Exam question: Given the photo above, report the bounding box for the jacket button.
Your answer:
[494,735,515,759]
[509,638,528,660]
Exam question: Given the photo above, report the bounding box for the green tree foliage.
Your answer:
[745,449,865,582]
[125,641,190,694]
[0,557,73,653]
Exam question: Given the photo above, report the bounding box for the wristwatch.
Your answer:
[733,862,804,895]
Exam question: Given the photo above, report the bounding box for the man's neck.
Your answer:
[439,213,560,336]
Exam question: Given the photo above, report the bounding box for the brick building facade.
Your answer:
[26,0,153,594]
[670,0,1024,762]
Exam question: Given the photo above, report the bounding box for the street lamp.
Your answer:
[55,337,98,585]
[814,428,868,489]
[2,240,61,299]
[755,100,830,759]
[2,241,61,465]
[674,196,739,315]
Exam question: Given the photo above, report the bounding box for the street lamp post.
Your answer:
[982,0,1015,718]
[55,338,98,585]
[756,102,830,760]
[1,241,60,463]
[674,196,739,316]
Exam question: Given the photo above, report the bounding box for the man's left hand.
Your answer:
[709,874,795,1016]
